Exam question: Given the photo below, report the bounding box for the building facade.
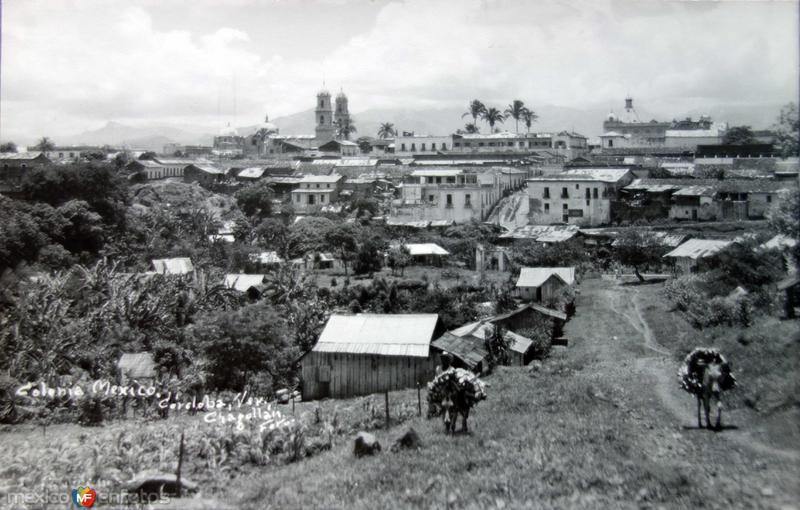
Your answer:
[291,174,343,212]
[526,168,635,226]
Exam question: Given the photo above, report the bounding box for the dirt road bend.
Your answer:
[563,279,800,509]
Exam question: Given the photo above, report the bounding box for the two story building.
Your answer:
[393,168,498,223]
[526,168,636,226]
[291,174,344,213]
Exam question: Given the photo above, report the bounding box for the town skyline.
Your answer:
[1,0,798,144]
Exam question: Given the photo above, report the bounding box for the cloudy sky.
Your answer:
[1,0,798,143]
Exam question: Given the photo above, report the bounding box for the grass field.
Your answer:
[1,278,797,509]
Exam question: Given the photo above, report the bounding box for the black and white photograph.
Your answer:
[0,0,798,508]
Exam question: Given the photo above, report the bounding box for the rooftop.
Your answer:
[313,313,440,357]
[499,224,580,242]
[224,274,266,292]
[401,243,450,256]
[663,239,732,259]
[516,267,576,288]
[527,168,632,183]
[117,353,156,379]
[151,257,194,275]
[0,151,48,160]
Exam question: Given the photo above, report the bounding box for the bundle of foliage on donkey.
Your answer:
[427,368,487,434]
[678,348,736,430]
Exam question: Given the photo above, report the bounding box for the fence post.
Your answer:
[384,391,390,429]
[417,382,422,416]
[176,431,185,498]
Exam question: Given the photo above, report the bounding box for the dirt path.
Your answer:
[564,280,800,508]
[622,286,800,463]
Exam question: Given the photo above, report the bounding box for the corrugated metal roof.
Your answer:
[611,231,687,248]
[249,251,283,264]
[527,168,631,183]
[516,267,576,288]
[403,243,450,256]
[224,274,266,292]
[499,225,579,242]
[0,151,47,160]
[431,332,488,369]
[190,165,225,175]
[314,313,440,357]
[298,174,342,183]
[672,185,716,197]
[761,235,798,251]
[238,167,266,179]
[152,257,194,275]
[410,169,464,177]
[663,239,732,259]
[117,352,156,379]
[386,219,431,228]
[506,330,533,354]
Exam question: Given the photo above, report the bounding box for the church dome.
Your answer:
[219,124,238,137]
[606,112,618,122]
[258,114,278,133]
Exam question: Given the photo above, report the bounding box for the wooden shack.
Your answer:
[299,313,444,400]
[516,267,575,302]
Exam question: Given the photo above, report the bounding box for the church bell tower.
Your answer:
[315,89,335,142]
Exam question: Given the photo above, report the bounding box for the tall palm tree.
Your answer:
[521,108,539,133]
[504,100,526,134]
[377,122,396,139]
[481,107,505,132]
[335,118,357,140]
[34,137,56,152]
[462,100,487,128]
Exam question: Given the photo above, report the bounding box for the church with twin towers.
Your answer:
[315,88,352,142]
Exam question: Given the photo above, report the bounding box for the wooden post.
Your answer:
[291,395,296,415]
[384,391,390,429]
[417,382,422,416]
[176,432,185,498]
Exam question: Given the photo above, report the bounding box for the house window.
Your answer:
[320,116,324,123]
[575,184,579,189]
[446,194,453,207]
[431,143,436,151]
[429,194,435,202]
[544,203,550,213]
[441,143,447,150]
[327,184,331,188]
[316,184,320,188]
[561,187,569,198]
[479,143,484,147]
[454,143,461,148]
[767,195,772,203]
[320,195,325,203]
[308,195,315,205]
[593,188,598,199]
[411,143,416,151]
[421,143,426,151]
[401,143,406,151]
[543,187,550,199]
[608,140,613,147]
[586,188,591,200]
[563,204,568,210]
[465,194,471,207]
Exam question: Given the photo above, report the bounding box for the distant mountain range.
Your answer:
[59,102,785,151]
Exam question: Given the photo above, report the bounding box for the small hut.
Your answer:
[299,313,444,400]
[516,267,575,302]
[117,353,157,383]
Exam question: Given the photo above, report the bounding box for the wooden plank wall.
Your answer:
[301,352,437,400]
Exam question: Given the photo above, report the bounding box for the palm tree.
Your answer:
[377,122,396,139]
[335,118,357,140]
[34,137,56,152]
[462,100,487,128]
[481,107,505,132]
[521,108,539,133]
[464,123,480,134]
[504,100,526,133]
